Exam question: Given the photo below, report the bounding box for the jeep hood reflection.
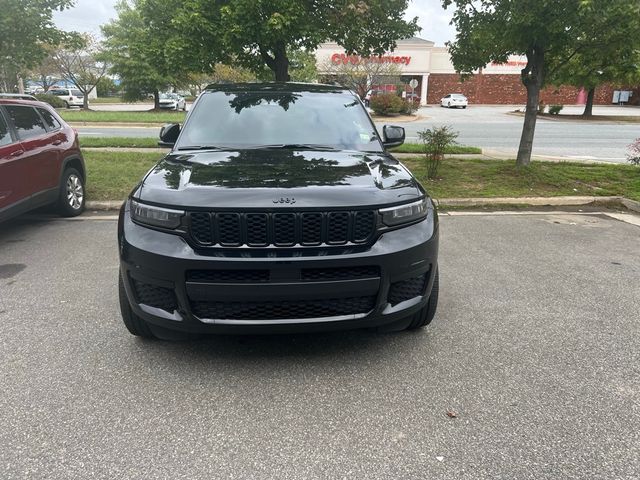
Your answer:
[136,149,424,209]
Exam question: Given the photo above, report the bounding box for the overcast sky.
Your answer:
[53,0,456,46]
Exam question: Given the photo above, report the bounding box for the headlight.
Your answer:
[379,198,431,227]
[130,199,184,229]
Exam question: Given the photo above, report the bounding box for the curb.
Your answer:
[86,197,640,213]
[435,196,640,213]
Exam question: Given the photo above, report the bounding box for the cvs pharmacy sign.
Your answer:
[331,53,412,66]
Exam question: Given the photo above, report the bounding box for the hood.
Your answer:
[135,149,424,209]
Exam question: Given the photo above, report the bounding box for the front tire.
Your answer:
[57,167,85,217]
[405,267,439,330]
[119,273,155,338]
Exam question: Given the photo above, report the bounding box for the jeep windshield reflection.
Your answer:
[175,90,383,153]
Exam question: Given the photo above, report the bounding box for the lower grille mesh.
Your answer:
[388,273,428,306]
[191,296,376,320]
[132,279,177,312]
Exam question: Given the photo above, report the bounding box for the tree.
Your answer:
[551,5,640,118]
[443,0,639,166]
[29,45,61,92]
[52,35,107,109]
[0,0,74,92]
[321,56,402,100]
[140,0,418,81]
[101,0,176,109]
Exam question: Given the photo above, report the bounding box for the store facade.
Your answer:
[315,39,637,105]
[315,37,434,106]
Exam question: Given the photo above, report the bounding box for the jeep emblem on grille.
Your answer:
[273,197,296,204]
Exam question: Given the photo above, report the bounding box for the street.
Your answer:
[79,104,640,163]
[1,211,638,479]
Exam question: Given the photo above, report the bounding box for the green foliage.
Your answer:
[101,0,175,102]
[0,0,74,77]
[96,77,119,97]
[550,1,640,96]
[442,0,640,166]
[417,126,459,179]
[138,0,418,81]
[548,105,563,115]
[370,93,404,116]
[35,93,65,108]
[628,139,640,167]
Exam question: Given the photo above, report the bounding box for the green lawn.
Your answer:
[402,157,640,201]
[59,110,186,124]
[83,150,640,203]
[390,144,482,154]
[85,151,161,201]
[80,136,160,148]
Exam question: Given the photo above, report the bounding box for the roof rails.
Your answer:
[0,93,38,101]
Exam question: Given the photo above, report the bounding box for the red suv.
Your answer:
[0,98,86,222]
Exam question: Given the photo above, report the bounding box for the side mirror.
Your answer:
[159,123,180,147]
[382,125,405,148]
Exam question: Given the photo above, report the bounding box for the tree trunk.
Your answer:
[273,43,290,82]
[516,47,545,167]
[17,75,25,94]
[517,82,541,167]
[153,90,160,110]
[83,92,89,110]
[582,87,595,117]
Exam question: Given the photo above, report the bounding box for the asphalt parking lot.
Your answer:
[1,211,638,479]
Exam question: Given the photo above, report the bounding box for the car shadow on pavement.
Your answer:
[125,328,434,368]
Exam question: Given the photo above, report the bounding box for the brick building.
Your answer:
[315,39,638,106]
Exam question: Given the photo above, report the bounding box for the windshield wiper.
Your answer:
[246,143,340,151]
[176,145,232,151]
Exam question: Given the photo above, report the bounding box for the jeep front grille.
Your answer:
[187,210,376,247]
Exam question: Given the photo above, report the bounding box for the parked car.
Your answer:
[47,88,85,108]
[158,93,186,111]
[118,83,439,339]
[0,98,86,222]
[0,93,38,101]
[441,93,468,109]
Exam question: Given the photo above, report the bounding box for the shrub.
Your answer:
[627,138,640,166]
[35,94,66,108]
[417,125,459,179]
[370,93,404,116]
[400,98,419,115]
[548,104,564,115]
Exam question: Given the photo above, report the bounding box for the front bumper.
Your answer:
[118,204,439,334]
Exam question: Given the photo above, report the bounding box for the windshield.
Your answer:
[176,90,382,152]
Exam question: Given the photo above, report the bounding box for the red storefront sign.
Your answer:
[331,53,412,66]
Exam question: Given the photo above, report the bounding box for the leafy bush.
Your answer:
[370,93,404,116]
[627,138,640,166]
[417,125,459,179]
[35,94,66,108]
[548,104,564,115]
[400,98,419,115]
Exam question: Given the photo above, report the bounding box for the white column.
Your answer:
[420,74,429,106]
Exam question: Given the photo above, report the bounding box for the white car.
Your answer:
[159,93,186,111]
[441,93,468,109]
[48,88,85,108]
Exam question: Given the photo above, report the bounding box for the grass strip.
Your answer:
[402,157,640,201]
[85,151,162,201]
[390,144,481,154]
[59,110,186,124]
[80,136,160,148]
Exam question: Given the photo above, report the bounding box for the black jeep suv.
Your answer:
[118,83,439,338]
